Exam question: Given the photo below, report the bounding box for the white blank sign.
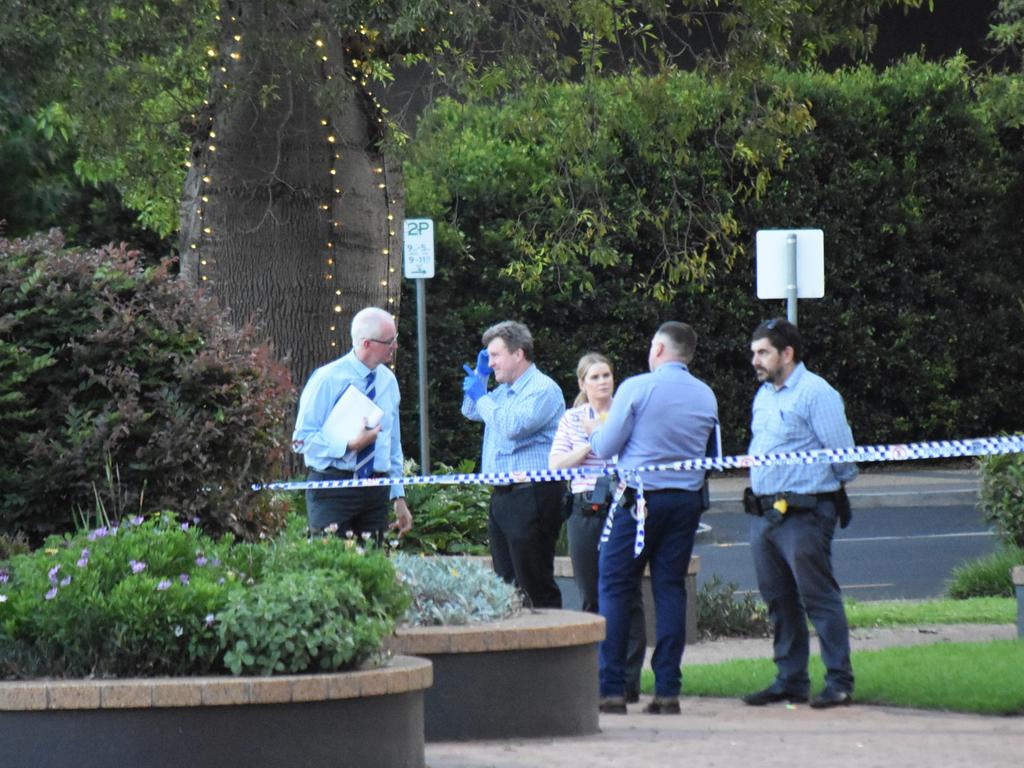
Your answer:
[755,229,824,299]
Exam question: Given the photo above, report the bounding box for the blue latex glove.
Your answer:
[462,369,487,402]
[475,348,493,377]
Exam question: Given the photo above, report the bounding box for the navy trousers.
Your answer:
[749,499,854,696]
[567,507,647,697]
[598,488,702,698]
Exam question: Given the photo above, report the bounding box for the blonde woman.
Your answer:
[549,352,646,702]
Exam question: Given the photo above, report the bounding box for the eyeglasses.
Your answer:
[369,335,398,347]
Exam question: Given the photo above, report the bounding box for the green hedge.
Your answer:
[400,57,1024,462]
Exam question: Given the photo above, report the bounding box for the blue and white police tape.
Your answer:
[254,434,1024,493]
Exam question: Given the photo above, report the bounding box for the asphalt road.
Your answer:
[694,503,999,600]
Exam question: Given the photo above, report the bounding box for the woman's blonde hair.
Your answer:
[573,352,613,407]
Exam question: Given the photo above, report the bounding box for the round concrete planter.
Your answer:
[387,609,604,742]
[0,655,431,768]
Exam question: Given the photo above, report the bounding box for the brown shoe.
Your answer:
[598,696,627,714]
[643,696,680,715]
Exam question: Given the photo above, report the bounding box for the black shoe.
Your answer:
[742,686,809,706]
[643,696,681,715]
[625,690,640,704]
[810,689,853,709]
[599,696,627,714]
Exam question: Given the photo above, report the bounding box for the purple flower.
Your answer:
[204,613,216,627]
[87,527,108,541]
[130,515,144,526]
[44,587,58,601]
[0,569,10,584]
[156,579,172,591]
[195,555,208,567]
[60,576,72,587]
[180,522,190,532]
[48,564,61,584]
[179,573,190,586]
[129,560,146,574]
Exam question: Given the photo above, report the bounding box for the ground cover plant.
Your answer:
[0,513,409,679]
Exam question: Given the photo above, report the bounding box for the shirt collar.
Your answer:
[345,349,374,377]
[507,363,538,394]
[768,361,806,392]
[655,361,689,374]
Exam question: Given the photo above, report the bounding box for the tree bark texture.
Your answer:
[179,0,403,388]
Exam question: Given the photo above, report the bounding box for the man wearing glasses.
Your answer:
[293,306,413,543]
[743,318,857,709]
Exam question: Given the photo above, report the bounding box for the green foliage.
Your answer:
[392,553,522,626]
[696,575,770,640]
[978,448,1024,549]
[403,57,1024,462]
[0,231,295,542]
[0,513,410,679]
[392,461,491,555]
[947,545,1024,598]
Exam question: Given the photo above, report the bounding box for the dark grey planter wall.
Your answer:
[555,556,699,645]
[1,692,425,768]
[421,643,598,742]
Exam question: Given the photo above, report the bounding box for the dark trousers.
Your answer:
[598,488,702,698]
[750,499,853,696]
[305,468,389,544]
[489,481,564,609]
[567,507,646,697]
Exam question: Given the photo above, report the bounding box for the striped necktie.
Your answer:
[354,370,376,478]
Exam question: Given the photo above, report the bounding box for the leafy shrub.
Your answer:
[393,553,521,626]
[391,460,491,554]
[696,575,770,640]
[978,449,1024,549]
[946,545,1024,599]
[0,513,409,679]
[0,230,295,542]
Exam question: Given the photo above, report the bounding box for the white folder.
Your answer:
[322,384,384,454]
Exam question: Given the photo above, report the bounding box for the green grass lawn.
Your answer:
[679,641,1024,715]
[652,597,1024,715]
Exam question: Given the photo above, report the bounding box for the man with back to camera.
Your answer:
[585,321,718,715]
[742,317,857,709]
[292,306,413,543]
[461,320,565,608]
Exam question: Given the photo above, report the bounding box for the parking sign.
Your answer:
[404,219,435,279]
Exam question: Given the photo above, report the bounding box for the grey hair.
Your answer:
[481,320,534,361]
[351,307,392,344]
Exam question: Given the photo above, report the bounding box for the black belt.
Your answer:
[314,468,387,479]
[754,490,839,513]
[620,486,701,506]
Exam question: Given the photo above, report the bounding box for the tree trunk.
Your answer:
[179,0,403,389]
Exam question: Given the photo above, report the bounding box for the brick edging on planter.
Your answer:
[386,609,605,656]
[0,654,432,712]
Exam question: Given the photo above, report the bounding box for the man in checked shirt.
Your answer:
[461,320,565,608]
[742,318,858,710]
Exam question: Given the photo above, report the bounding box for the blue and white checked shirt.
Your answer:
[589,362,718,491]
[748,362,858,495]
[462,363,564,474]
[292,350,404,499]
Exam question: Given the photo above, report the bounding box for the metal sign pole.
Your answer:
[785,233,798,325]
[415,277,430,474]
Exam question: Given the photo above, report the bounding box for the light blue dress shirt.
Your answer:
[589,362,718,491]
[748,362,858,495]
[292,350,404,499]
[462,363,564,474]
